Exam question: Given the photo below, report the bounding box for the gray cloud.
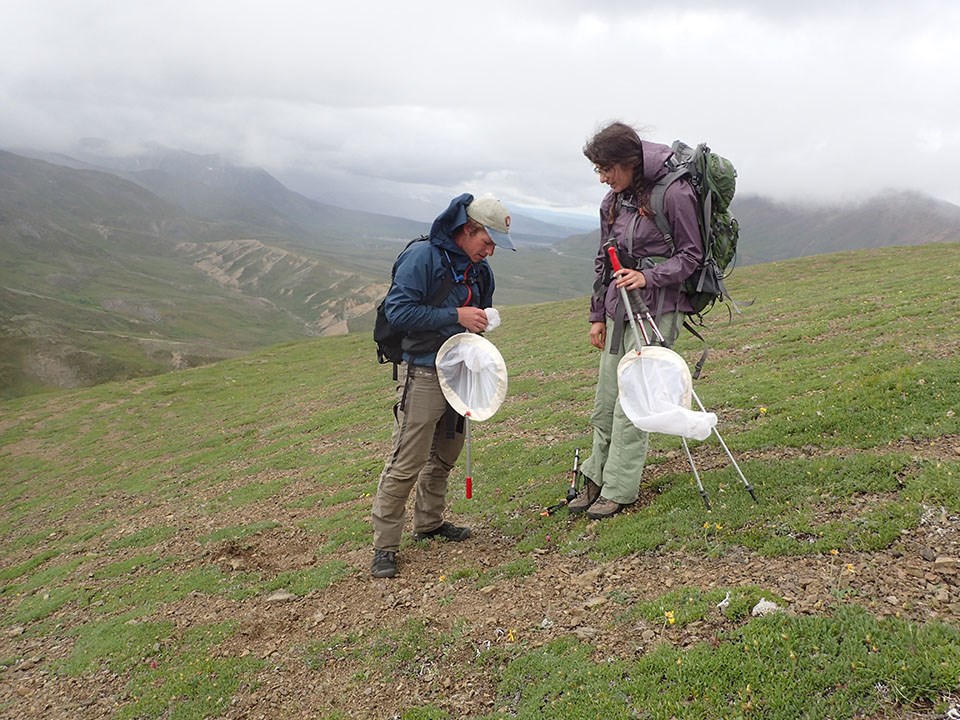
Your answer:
[3,0,959,219]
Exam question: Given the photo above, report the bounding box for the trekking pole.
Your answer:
[604,242,709,506]
[681,436,711,510]
[567,447,581,502]
[540,447,581,516]
[688,392,757,502]
[603,242,653,348]
[604,242,756,505]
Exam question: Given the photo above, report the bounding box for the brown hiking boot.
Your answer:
[568,477,600,515]
[586,497,626,520]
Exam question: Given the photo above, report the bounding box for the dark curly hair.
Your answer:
[583,121,651,217]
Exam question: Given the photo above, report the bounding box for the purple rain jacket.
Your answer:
[589,140,704,324]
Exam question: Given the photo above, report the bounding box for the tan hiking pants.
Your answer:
[579,313,681,505]
[372,363,465,551]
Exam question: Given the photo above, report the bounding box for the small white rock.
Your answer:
[751,597,781,617]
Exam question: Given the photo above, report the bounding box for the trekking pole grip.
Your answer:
[604,241,651,316]
[604,241,650,347]
[603,240,623,273]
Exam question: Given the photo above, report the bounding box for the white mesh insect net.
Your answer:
[435,333,507,422]
[617,346,717,441]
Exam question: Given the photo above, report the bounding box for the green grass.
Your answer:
[197,521,281,544]
[304,618,469,684]
[1,244,959,718]
[115,622,262,720]
[301,507,372,552]
[480,606,960,719]
[246,560,351,599]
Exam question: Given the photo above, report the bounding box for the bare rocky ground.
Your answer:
[1,441,958,720]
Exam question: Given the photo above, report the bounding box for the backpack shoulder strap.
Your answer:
[428,248,456,306]
[650,165,690,256]
[392,236,455,305]
[391,235,429,280]
[474,260,493,304]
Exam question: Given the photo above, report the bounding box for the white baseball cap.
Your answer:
[466,195,516,251]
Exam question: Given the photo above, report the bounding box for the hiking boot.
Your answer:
[412,522,471,542]
[371,549,398,578]
[568,477,600,515]
[586,497,626,520]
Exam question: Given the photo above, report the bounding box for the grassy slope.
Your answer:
[0,244,959,719]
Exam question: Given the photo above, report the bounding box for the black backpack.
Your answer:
[650,140,741,317]
[374,237,451,371]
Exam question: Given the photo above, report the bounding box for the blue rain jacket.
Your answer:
[384,193,495,366]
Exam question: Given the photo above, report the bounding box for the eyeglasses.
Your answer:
[593,165,612,176]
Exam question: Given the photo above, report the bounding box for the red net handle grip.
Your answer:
[604,241,652,321]
[605,243,624,273]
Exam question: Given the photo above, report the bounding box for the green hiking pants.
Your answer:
[579,313,681,505]
[372,363,465,552]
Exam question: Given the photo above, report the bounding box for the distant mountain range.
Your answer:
[731,192,960,263]
[549,192,960,267]
[2,145,958,398]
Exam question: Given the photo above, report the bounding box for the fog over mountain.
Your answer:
[2,145,959,399]
[3,1,960,217]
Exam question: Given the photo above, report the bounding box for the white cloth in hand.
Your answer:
[483,307,501,332]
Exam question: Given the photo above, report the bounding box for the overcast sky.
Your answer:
[3,0,959,219]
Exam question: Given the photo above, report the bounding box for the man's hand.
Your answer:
[457,306,489,333]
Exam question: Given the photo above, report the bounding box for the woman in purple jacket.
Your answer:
[568,121,703,519]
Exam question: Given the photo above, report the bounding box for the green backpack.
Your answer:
[650,140,741,316]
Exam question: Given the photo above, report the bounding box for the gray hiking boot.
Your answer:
[568,477,600,515]
[371,549,397,578]
[412,522,471,542]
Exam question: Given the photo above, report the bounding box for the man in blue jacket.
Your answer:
[371,193,515,579]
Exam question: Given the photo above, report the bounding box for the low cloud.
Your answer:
[3,0,959,216]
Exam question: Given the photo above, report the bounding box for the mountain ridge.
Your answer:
[2,145,959,399]
[551,192,960,265]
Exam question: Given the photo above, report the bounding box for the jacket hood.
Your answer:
[599,140,676,217]
[429,193,474,253]
[639,140,675,185]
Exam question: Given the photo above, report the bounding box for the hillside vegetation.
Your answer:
[1,244,958,719]
[0,149,595,399]
[5,147,960,400]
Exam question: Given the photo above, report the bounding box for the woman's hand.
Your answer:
[589,321,606,350]
[614,268,646,290]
